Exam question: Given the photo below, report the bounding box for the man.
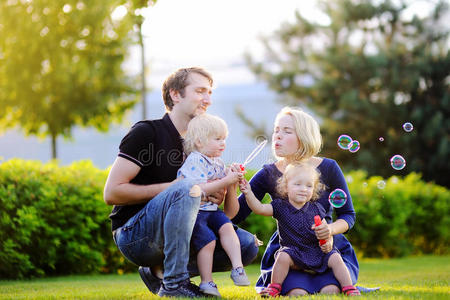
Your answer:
[104,67,258,297]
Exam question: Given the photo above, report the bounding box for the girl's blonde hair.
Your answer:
[273,107,322,162]
[183,114,228,155]
[276,162,325,201]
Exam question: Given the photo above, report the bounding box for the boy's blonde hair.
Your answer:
[276,162,325,201]
[183,114,228,155]
[273,107,322,161]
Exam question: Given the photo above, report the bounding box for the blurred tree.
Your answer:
[127,0,158,120]
[0,0,137,159]
[246,0,450,187]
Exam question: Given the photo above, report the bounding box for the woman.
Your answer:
[232,107,359,295]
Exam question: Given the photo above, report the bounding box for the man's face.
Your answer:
[174,73,212,118]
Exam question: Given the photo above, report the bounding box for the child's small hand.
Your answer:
[224,168,240,185]
[239,179,250,194]
[320,236,333,253]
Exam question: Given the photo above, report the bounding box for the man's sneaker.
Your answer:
[199,281,221,297]
[230,267,250,286]
[138,266,162,295]
[158,278,204,298]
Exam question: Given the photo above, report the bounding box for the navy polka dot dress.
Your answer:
[271,200,338,273]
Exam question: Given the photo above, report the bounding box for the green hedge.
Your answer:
[0,159,448,279]
[0,159,133,279]
[238,170,449,259]
[346,170,449,257]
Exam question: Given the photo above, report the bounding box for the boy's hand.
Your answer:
[224,168,240,185]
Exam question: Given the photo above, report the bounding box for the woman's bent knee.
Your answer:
[287,288,308,296]
[320,284,340,294]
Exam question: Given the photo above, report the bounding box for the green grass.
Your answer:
[1,256,449,299]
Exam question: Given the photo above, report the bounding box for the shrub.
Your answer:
[0,159,133,279]
[346,170,449,257]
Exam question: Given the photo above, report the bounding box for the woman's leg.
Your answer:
[319,285,340,294]
[197,240,216,284]
[286,288,309,296]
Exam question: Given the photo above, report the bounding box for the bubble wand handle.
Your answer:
[314,215,327,246]
[239,140,268,171]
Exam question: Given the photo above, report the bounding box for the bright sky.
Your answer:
[119,0,436,88]
[123,0,324,87]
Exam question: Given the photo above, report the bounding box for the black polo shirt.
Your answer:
[109,113,184,231]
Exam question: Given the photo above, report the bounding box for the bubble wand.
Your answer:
[239,140,268,171]
[314,215,327,246]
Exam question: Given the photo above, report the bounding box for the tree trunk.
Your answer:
[138,20,147,120]
[51,134,57,159]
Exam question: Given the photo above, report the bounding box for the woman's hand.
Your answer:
[320,236,333,253]
[311,218,333,240]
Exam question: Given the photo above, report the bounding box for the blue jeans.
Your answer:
[114,179,259,288]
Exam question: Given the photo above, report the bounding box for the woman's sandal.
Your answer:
[260,283,282,297]
[342,285,361,296]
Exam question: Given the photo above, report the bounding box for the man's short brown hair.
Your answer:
[162,67,213,111]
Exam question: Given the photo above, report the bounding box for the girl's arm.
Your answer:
[239,179,273,216]
[232,167,271,223]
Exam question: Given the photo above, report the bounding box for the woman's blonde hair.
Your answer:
[273,107,322,161]
[276,162,325,201]
[183,114,228,155]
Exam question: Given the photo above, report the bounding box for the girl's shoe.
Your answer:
[260,283,282,297]
[199,281,221,297]
[342,285,361,296]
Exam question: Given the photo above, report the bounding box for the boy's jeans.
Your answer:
[113,179,259,288]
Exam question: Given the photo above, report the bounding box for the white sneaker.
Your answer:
[230,267,250,286]
[199,281,221,297]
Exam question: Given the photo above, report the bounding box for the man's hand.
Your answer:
[206,188,226,205]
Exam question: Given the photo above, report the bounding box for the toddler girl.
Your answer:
[240,162,360,296]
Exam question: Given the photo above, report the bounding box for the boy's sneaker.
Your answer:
[158,278,204,298]
[138,266,162,295]
[199,281,221,297]
[230,267,250,286]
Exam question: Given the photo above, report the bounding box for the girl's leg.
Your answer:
[197,240,216,284]
[271,251,295,285]
[328,253,352,287]
[218,223,243,269]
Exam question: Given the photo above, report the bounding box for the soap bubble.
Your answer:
[328,188,347,208]
[337,135,352,150]
[348,140,360,153]
[377,180,386,189]
[402,122,413,132]
[390,155,406,170]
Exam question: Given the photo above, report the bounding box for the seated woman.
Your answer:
[232,107,360,296]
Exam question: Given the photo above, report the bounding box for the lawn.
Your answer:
[1,256,449,299]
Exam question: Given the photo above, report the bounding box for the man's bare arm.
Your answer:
[103,157,174,205]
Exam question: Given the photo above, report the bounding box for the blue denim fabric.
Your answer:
[187,226,259,276]
[114,179,200,289]
[191,210,231,252]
